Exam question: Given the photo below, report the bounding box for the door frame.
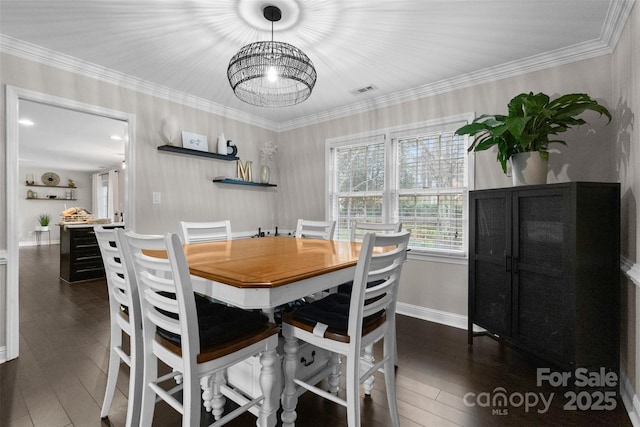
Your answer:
[4,85,136,361]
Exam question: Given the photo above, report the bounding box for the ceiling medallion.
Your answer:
[227,5,317,108]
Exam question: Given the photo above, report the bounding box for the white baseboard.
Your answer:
[396,302,468,330]
[0,346,6,364]
[621,369,640,426]
[18,240,60,247]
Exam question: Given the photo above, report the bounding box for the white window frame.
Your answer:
[326,113,474,262]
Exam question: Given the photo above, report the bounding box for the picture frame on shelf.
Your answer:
[181,131,209,152]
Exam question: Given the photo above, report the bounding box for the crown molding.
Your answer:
[277,0,635,132]
[0,0,634,134]
[0,34,280,132]
[277,39,613,132]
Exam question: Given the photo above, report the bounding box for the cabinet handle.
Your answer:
[505,255,511,272]
[300,350,316,367]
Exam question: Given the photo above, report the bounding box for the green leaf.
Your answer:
[466,91,611,175]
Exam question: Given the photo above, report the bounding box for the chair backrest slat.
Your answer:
[180,220,231,243]
[350,222,402,242]
[296,219,336,240]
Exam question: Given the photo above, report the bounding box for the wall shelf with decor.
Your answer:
[213,178,277,188]
[158,144,239,161]
[26,184,76,189]
[26,184,77,200]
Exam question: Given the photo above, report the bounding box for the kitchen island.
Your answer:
[59,222,124,283]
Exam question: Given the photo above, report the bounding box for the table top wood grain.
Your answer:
[181,236,361,289]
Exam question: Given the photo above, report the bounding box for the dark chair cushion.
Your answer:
[289,292,384,334]
[155,293,268,348]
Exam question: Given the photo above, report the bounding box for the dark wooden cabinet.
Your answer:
[59,225,114,282]
[468,182,620,373]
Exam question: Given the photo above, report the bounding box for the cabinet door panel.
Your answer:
[473,261,510,334]
[469,192,511,337]
[514,192,566,273]
[475,196,508,258]
[512,189,570,365]
[515,271,568,363]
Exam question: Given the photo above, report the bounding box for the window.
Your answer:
[92,170,120,222]
[395,132,466,251]
[330,138,385,240]
[327,115,472,257]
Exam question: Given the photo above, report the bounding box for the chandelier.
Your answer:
[227,5,317,108]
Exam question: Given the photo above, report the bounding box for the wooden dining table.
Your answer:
[179,236,363,425]
[181,235,362,310]
[140,235,365,426]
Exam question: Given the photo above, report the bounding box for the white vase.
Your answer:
[217,133,227,155]
[40,226,49,232]
[511,152,548,186]
[259,165,270,184]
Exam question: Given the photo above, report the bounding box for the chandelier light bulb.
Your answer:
[267,66,278,82]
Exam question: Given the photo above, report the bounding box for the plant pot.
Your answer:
[511,152,548,186]
[39,226,49,232]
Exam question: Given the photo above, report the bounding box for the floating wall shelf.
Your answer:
[158,144,239,161]
[213,178,277,188]
[26,184,77,189]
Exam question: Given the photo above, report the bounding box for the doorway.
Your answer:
[4,86,136,361]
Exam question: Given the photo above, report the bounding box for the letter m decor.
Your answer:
[237,160,253,182]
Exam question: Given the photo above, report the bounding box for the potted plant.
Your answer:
[455,92,611,185]
[38,213,51,231]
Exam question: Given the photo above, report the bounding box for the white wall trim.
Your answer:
[620,257,640,426]
[396,302,468,330]
[0,0,633,133]
[4,85,137,362]
[18,240,61,247]
[0,346,6,364]
[622,256,640,287]
[621,369,640,427]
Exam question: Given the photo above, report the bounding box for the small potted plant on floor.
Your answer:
[455,92,611,185]
[38,213,51,231]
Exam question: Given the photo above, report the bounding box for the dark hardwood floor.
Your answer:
[1,244,632,426]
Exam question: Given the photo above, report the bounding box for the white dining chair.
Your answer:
[281,231,410,427]
[295,219,336,240]
[94,226,143,427]
[180,220,232,243]
[345,221,404,373]
[118,229,280,427]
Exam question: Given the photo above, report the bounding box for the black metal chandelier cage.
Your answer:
[227,6,317,108]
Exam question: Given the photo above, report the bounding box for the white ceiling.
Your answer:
[0,0,633,170]
[18,100,127,172]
